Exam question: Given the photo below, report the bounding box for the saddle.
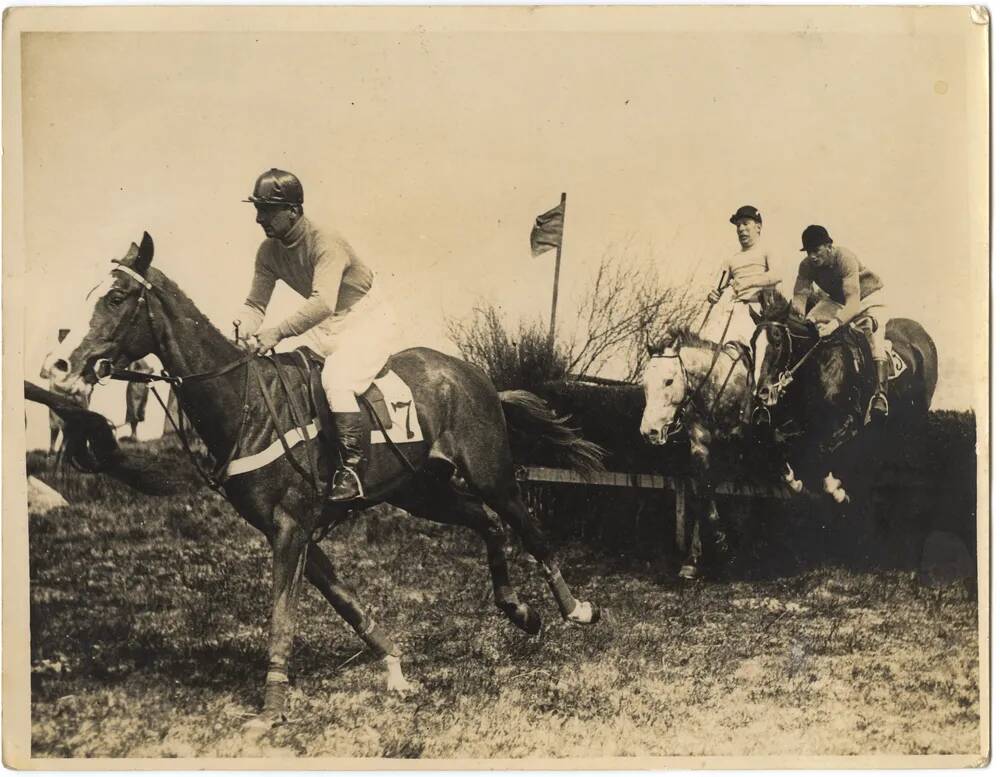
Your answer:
[289,347,418,446]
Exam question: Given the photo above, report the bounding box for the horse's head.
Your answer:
[750,293,819,410]
[639,336,687,445]
[41,232,158,394]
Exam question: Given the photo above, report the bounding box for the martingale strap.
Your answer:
[248,358,321,495]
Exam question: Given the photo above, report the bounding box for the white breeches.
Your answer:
[306,278,400,412]
[704,295,767,379]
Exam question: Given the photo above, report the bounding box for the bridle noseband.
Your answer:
[752,320,822,410]
[647,349,690,439]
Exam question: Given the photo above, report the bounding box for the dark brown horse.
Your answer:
[41,232,603,730]
[750,290,938,502]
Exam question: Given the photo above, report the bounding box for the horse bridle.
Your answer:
[648,341,743,438]
[647,349,692,440]
[752,320,822,408]
[89,262,252,387]
[83,262,257,491]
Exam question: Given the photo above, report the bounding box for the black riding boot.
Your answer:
[328,412,366,502]
[867,359,889,421]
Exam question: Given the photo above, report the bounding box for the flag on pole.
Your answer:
[530,200,565,257]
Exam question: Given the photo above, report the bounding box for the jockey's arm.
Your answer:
[233,248,278,338]
[707,263,731,304]
[260,240,348,344]
[790,271,812,317]
[838,270,862,323]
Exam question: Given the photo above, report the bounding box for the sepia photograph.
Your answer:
[2,5,990,768]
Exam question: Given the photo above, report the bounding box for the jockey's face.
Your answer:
[255,203,300,240]
[734,218,761,249]
[806,243,834,264]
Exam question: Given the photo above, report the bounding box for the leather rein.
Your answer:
[97,263,317,497]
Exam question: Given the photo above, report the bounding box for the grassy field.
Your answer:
[26,439,981,760]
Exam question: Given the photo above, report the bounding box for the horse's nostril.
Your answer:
[53,359,69,373]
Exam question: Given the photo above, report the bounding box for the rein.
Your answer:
[653,306,737,437]
[99,265,288,496]
[756,321,823,405]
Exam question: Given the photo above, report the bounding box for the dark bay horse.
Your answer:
[639,329,759,578]
[41,232,603,730]
[750,290,938,502]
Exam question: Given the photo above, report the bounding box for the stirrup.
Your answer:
[327,467,364,502]
[865,393,889,424]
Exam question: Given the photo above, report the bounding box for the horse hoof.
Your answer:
[384,655,417,695]
[387,675,417,695]
[502,602,542,634]
[678,564,699,580]
[243,714,278,735]
[565,600,600,625]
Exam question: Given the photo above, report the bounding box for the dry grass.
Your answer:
[27,442,980,759]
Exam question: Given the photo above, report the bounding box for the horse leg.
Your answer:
[482,482,600,625]
[302,543,413,692]
[397,490,542,634]
[690,422,729,563]
[248,502,310,730]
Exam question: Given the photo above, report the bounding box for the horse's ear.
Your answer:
[749,306,762,325]
[135,232,154,275]
[646,341,659,358]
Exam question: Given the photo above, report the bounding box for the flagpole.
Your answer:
[548,192,566,347]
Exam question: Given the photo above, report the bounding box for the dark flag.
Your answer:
[530,200,565,257]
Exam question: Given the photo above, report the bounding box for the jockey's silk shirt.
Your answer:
[721,241,779,304]
[794,245,883,308]
[237,215,373,338]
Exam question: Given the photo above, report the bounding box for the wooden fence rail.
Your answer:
[515,465,794,553]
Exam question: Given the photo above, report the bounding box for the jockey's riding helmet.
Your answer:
[729,205,762,224]
[800,225,833,252]
[243,169,304,206]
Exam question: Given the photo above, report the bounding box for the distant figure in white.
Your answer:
[124,358,154,441]
[48,328,93,458]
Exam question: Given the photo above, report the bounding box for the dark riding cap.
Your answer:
[729,205,762,225]
[800,224,833,252]
[243,169,304,206]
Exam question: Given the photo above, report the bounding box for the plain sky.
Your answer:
[13,7,989,450]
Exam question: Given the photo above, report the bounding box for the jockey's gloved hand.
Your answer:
[816,319,840,338]
[254,328,283,354]
[707,289,722,304]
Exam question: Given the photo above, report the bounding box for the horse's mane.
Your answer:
[758,288,793,323]
[669,327,717,350]
[141,265,234,345]
[648,326,717,356]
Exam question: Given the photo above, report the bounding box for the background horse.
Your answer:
[41,232,604,731]
[750,290,938,503]
[639,328,761,578]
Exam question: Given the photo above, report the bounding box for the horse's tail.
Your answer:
[499,389,606,478]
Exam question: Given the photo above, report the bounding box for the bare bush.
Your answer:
[565,248,701,383]
[448,245,700,387]
[446,307,570,391]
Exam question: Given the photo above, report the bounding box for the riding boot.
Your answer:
[867,359,889,421]
[328,412,366,502]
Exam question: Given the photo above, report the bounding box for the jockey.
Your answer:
[707,205,782,348]
[233,168,399,502]
[791,224,888,419]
